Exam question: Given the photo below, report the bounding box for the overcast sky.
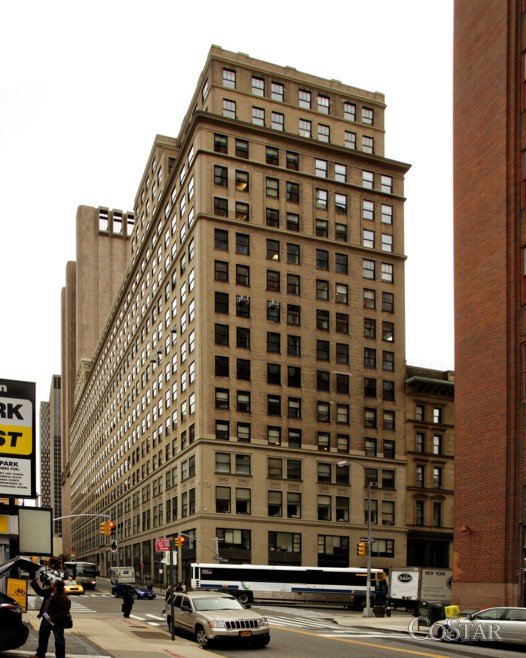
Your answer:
[0,0,454,408]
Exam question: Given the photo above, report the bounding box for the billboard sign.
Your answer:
[0,379,36,498]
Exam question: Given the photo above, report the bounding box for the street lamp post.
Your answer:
[338,460,375,618]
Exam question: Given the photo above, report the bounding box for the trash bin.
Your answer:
[385,606,392,617]
[444,605,460,618]
[418,601,445,626]
[373,605,385,617]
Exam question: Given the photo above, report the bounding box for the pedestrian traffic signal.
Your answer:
[357,541,368,556]
[174,536,186,548]
[109,521,116,536]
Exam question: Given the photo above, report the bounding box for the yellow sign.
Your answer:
[6,577,27,612]
[0,397,33,456]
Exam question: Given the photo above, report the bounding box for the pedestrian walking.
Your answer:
[122,586,135,618]
[30,576,72,658]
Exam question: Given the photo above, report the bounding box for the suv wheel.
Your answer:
[195,625,211,648]
[237,593,250,604]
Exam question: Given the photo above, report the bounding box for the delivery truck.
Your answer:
[109,566,135,585]
[388,567,452,612]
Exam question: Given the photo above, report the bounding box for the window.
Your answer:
[287,213,300,231]
[266,208,279,227]
[236,232,249,255]
[364,318,376,339]
[286,151,299,170]
[433,434,443,455]
[286,182,300,203]
[316,249,329,270]
[223,99,236,118]
[317,462,331,483]
[335,193,347,214]
[267,363,281,385]
[315,158,328,178]
[214,260,228,282]
[267,239,280,261]
[272,112,285,130]
[287,245,300,267]
[317,340,330,361]
[288,428,302,448]
[299,119,311,138]
[237,391,251,413]
[416,404,425,422]
[316,188,328,210]
[267,300,280,322]
[335,223,348,241]
[362,136,374,154]
[336,313,348,334]
[365,438,377,457]
[383,380,395,401]
[235,170,249,192]
[382,501,395,526]
[362,170,374,189]
[237,423,251,443]
[363,230,375,248]
[318,124,330,142]
[215,388,229,409]
[344,130,356,149]
[415,500,425,525]
[364,377,377,398]
[268,491,282,517]
[433,407,443,424]
[268,458,282,479]
[432,502,442,528]
[216,486,231,513]
[337,404,349,424]
[215,323,229,345]
[299,89,311,108]
[383,410,395,430]
[215,452,231,473]
[288,365,302,387]
[214,228,228,250]
[214,197,228,217]
[252,76,264,96]
[381,175,393,193]
[288,398,301,419]
[214,165,228,187]
[362,107,374,125]
[271,81,284,101]
[382,351,395,371]
[317,401,330,422]
[215,355,229,377]
[381,263,394,282]
[362,199,375,220]
[236,202,249,221]
[287,304,300,325]
[236,327,250,349]
[364,348,376,369]
[344,101,356,121]
[252,107,265,125]
[416,465,425,488]
[287,492,301,518]
[236,488,251,515]
[235,139,249,159]
[433,467,443,489]
[318,94,330,114]
[337,434,349,452]
[267,332,281,353]
[215,420,230,440]
[364,408,377,428]
[236,265,250,287]
[382,292,394,313]
[317,370,330,391]
[335,253,348,274]
[363,259,375,279]
[266,178,279,198]
[318,495,331,521]
[223,68,236,88]
[214,134,228,153]
[381,204,393,225]
[287,334,301,356]
[316,219,328,237]
[316,279,329,300]
[415,431,425,452]
[335,163,347,182]
[266,146,279,165]
[236,295,250,317]
[336,283,348,304]
[215,292,229,314]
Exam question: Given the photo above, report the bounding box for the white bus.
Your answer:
[63,561,98,590]
[191,563,386,609]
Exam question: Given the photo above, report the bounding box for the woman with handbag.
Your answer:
[30,576,72,658]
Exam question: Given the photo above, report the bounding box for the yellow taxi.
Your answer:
[63,579,84,595]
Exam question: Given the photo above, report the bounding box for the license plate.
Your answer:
[239,630,252,637]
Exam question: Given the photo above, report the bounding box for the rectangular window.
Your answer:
[362,199,375,220]
[335,193,347,214]
[316,219,328,237]
[266,208,280,227]
[252,76,265,96]
[223,68,236,89]
[214,197,228,217]
[316,249,329,270]
[286,151,299,170]
[381,263,394,282]
[216,486,231,513]
[318,495,331,521]
[271,81,284,101]
[214,134,228,153]
[214,228,228,250]
[382,204,393,225]
[223,99,236,119]
[382,292,394,313]
[267,363,281,385]
[318,124,330,142]
[362,170,374,189]
[235,139,249,159]
[344,101,356,121]
[268,491,282,517]
[266,146,279,166]
[363,259,375,279]
[362,107,374,125]
[363,229,375,248]
[271,112,285,130]
[266,178,279,198]
[236,327,250,349]
[237,359,250,380]
[286,182,300,203]
[344,131,356,149]
[287,212,300,231]
[299,119,311,138]
[235,202,249,222]
[334,163,347,182]
[316,279,329,300]
[214,165,228,187]
[318,94,330,114]
[335,223,348,242]
[235,170,249,192]
[316,188,328,210]
[316,158,328,178]
[252,106,265,126]
[381,175,393,193]
[287,304,300,326]
[299,89,311,108]
[362,136,374,154]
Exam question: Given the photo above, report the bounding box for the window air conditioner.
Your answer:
[237,295,250,304]
[267,300,280,309]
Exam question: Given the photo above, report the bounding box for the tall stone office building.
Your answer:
[65,47,412,580]
[40,376,63,535]
[454,0,526,608]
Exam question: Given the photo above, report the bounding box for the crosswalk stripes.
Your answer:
[264,614,336,630]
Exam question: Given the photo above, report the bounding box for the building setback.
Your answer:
[454,0,526,607]
[64,46,414,581]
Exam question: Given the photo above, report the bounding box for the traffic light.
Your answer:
[100,521,111,536]
[175,536,186,548]
[109,521,116,536]
[357,541,368,557]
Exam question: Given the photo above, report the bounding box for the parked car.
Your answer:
[63,578,84,595]
[0,591,29,651]
[170,590,270,648]
[435,607,526,645]
[112,583,156,600]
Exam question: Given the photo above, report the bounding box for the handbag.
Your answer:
[63,614,73,629]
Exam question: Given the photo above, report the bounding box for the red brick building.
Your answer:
[454,0,526,607]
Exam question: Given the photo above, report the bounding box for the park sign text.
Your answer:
[0,378,36,497]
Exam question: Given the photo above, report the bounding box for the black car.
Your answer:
[0,591,29,651]
[111,583,156,600]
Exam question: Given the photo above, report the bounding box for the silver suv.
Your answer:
[170,590,270,648]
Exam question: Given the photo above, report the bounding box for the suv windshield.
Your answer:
[193,597,243,611]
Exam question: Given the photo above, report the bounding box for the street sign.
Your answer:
[360,537,375,542]
[156,537,171,552]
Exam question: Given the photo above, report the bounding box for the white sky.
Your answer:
[0,0,454,408]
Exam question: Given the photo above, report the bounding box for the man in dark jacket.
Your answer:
[30,576,71,658]
[122,586,135,618]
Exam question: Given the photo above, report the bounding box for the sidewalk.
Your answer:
[22,608,222,658]
[332,609,425,635]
